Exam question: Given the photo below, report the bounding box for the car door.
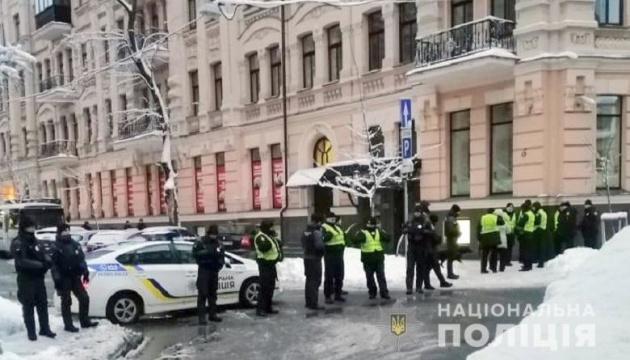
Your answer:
[172,243,200,305]
[219,254,246,296]
[124,244,189,310]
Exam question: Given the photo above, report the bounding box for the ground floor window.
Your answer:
[596,95,622,189]
[491,103,513,194]
[450,110,471,196]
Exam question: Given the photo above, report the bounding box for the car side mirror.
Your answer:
[224,256,232,268]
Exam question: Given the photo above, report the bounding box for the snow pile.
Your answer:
[544,247,598,278]
[468,227,630,360]
[277,248,563,291]
[0,296,143,360]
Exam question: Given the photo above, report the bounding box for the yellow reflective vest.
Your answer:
[361,230,383,253]
[254,232,279,261]
[322,223,345,247]
[480,214,499,234]
[537,209,548,230]
[524,210,536,233]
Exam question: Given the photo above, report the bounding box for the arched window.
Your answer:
[313,137,333,166]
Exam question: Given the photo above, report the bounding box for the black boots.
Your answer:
[325,297,334,304]
[65,325,80,333]
[208,315,223,323]
[38,329,57,339]
[81,320,99,328]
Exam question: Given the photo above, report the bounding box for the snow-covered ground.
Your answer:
[0,296,143,360]
[468,228,630,359]
[277,248,588,292]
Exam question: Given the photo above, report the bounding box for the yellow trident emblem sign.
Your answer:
[390,313,407,336]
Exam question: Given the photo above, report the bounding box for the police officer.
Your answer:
[517,202,536,271]
[504,203,517,266]
[10,217,56,341]
[553,201,578,256]
[356,217,390,300]
[424,213,452,289]
[404,202,431,295]
[532,201,548,268]
[302,214,325,310]
[444,204,461,279]
[192,225,225,324]
[580,200,599,249]
[478,209,503,273]
[254,220,281,317]
[321,212,346,304]
[51,223,98,332]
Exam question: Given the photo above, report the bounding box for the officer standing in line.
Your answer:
[477,209,502,273]
[254,220,281,317]
[504,203,517,266]
[424,213,453,289]
[516,202,536,271]
[192,225,225,324]
[532,201,548,268]
[404,202,431,295]
[51,223,98,332]
[355,217,390,300]
[10,217,56,341]
[302,214,325,310]
[553,201,578,256]
[444,204,461,280]
[580,200,600,249]
[321,212,346,304]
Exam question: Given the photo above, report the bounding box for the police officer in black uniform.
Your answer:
[192,225,225,324]
[51,223,98,332]
[404,202,432,295]
[302,214,325,310]
[10,217,56,341]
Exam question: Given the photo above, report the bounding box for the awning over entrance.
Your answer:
[286,158,402,188]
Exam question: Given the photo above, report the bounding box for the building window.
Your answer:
[302,34,315,89]
[103,27,110,64]
[111,170,118,217]
[490,103,513,194]
[399,3,417,64]
[452,0,474,26]
[314,137,333,166]
[271,144,283,209]
[105,99,113,137]
[248,53,260,103]
[67,49,74,81]
[251,148,262,210]
[368,11,385,71]
[81,44,88,70]
[216,152,226,212]
[595,0,623,25]
[194,156,204,213]
[213,62,223,110]
[269,45,281,97]
[189,70,199,116]
[13,14,19,42]
[326,25,342,82]
[596,96,622,189]
[188,0,197,30]
[146,165,154,216]
[491,0,516,22]
[126,168,134,216]
[450,110,470,196]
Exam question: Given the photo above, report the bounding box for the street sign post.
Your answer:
[399,98,414,235]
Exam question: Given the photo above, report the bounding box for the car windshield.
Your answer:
[218,224,254,234]
[89,233,125,245]
[85,249,114,260]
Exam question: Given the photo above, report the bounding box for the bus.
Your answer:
[0,202,65,258]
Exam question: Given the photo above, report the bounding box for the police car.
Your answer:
[63,241,269,324]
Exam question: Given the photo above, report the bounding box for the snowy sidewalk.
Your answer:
[0,297,143,360]
[276,248,593,292]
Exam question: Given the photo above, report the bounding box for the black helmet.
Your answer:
[260,220,274,232]
[451,204,461,213]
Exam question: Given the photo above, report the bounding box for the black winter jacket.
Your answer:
[404,214,432,250]
[580,208,600,237]
[301,223,325,259]
[10,232,50,278]
[193,235,225,272]
[51,234,89,281]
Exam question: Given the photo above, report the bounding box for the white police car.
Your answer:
[66,241,268,324]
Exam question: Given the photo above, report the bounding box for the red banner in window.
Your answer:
[158,170,166,215]
[272,157,283,209]
[111,171,118,217]
[217,165,226,212]
[252,160,262,210]
[146,166,154,216]
[126,169,134,216]
[195,164,204,213]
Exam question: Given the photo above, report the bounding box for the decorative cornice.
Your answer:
[595,36,630,50]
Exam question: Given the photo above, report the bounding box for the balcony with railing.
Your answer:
[37,75,79,103]
[408,17,518,89]
[34,2,72,40]
[38,140,78,165]
[114,115,163,152]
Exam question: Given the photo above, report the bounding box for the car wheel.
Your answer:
[239,278,260,308]
[106,292,142,325]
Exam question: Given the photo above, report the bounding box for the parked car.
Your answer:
[128,226,199,242]
[86,229,141,252]
[56,241,277,324]
[35,227,97,255]
[216,223,258,256]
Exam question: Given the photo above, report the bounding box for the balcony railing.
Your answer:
[35,4,72,30]
[118,115,162,140]
[39,140,77,158]
[39,75,66,92]
[415,18,515,67]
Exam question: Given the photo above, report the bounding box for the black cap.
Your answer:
[524,199,532,206]
[57,223,70,235]
[206,225,218,235]
[366,217,377,226]
[506,202,514,208]
[451,204,461,212]
[585,199,592,206]
[19,216,35,231]
[325,212,336,219]
[533,201,541,208]
[260,220,274,231]
[310,213,322,223]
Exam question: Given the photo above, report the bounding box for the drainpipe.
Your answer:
[279,4,289,239]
